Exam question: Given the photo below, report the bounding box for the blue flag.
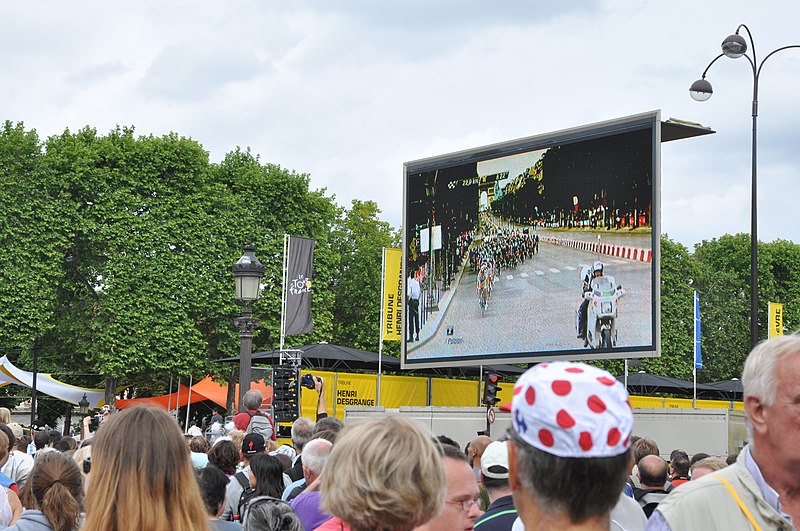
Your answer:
[694,291,702,370]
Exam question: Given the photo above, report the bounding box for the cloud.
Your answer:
[1,0,799,250]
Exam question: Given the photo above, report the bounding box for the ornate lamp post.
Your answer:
[232,244,265,412]
[79,393,90,415]
[690,25,800,348]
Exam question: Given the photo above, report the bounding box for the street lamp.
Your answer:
[690,25,800,348]
[232,244,265,412]
[79,393,89,415]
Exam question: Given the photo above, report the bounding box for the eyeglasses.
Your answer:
[446,496,479,512]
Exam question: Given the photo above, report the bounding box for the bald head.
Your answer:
[638,455,668,488]
[467,435,493,468]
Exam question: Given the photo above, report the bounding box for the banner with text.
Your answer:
[285,236,315,336]
[382,248,403,340]
[769,302,784,338]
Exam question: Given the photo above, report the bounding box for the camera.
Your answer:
[301,373,316,390]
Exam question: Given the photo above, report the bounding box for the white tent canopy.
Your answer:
[0,356,106,408]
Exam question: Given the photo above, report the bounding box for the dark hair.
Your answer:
[272,452,292,471]
[48,430,63,446]
[483,475,510,491]
[638,456,668,487]
[435,437,468,462]
[313,416,344,436]
[196,466,229,516]
[690,452,710,467]
[0,424,15,450]
[632,438,659,462]
[17,434,31,451]
[312,429,338,444]
[242,496,303,531]
[249,454,284,498]
[726,453,739,466]
[208,440,239,475]
[436,434,461,450]
[20,451,83,531]
[671,454,690,477]
[54,439,72,453]
[189,436,209,453]
[34,430,50,450]
[512,432,631,524]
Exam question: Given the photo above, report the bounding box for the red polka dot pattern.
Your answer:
[552,380,571,396]
[608,428,621,446]
[509,361,633,459]
[597,376,616,386]
[525,386,536,405]
[587,395,606,413]
[556,409,575,428]
[579,432,593,451]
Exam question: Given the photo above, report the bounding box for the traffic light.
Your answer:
[482,372,502,406]
[272,366,300,422]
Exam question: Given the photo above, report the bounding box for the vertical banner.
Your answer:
[694,291,702,370]
[382,248,403,341]
[285,236,315,336]
[769,302,784,338]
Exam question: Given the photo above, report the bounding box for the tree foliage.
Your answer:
[330,200,400,352]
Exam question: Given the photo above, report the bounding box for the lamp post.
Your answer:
[232,244,265,412]
[690,25,800,349]
[79,393,89,415]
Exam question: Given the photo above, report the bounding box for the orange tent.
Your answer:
[116,377,273,411]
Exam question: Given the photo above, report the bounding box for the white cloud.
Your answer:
[1,0,799,250]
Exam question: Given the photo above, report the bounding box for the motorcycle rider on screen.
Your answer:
[577,261,604,340]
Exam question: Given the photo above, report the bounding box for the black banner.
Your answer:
[285,236,315,336]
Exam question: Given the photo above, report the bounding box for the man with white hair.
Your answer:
[287,437,334,530]
[648,335,800,530]
[504,361,634,530]
[284,437,333,502]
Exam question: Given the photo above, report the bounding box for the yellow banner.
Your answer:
[382,248,403,340]
[769,302,784,338]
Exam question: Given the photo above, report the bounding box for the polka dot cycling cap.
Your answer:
[509,361,633,458]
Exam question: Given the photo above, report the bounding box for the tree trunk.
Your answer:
[105,375,117,411]
[226,367,236,416]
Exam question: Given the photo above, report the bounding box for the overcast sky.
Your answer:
[2,1,798,250]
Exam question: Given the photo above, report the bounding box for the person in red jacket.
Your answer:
[232,390,277,442]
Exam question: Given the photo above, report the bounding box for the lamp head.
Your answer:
[232,244,265,302]
[722,33,747,59]
[689,78,713,102]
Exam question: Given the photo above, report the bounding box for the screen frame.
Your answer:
[401,110,661,369]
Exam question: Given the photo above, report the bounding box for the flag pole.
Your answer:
[377,248,386,407]
[280,234,289,351]
[184,374,193,433]
[693,290,700,409]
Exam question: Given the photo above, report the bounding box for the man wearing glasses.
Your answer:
[416,442,482,531]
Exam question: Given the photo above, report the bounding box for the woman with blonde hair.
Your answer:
[81,406,209,531]
[6,451,82,531]
[317,416,446,531]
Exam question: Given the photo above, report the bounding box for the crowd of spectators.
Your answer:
[1,334,799,530]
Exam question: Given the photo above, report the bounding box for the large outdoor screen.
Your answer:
[402,111,661,369]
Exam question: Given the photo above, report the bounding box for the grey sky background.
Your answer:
[2,1,798,250]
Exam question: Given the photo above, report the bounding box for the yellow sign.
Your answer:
[769,302,784,338]
[382,248,403,340]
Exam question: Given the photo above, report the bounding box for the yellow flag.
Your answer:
[769,302,784,338]
[382,248,403,340]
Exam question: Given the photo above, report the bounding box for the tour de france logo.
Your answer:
[289,274,312,295]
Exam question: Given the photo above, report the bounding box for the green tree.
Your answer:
[329,200,399,352]
[693,234,754,381]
